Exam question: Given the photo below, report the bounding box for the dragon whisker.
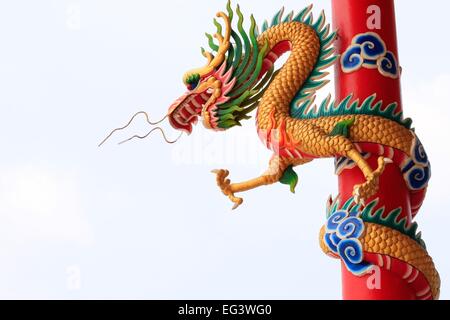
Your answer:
[118,127,183,145]
[98,111,168,147]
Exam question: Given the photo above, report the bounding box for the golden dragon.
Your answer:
[101,2,439,298]
[166,3,412,210]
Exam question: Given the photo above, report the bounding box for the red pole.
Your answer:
[327,0,440,300]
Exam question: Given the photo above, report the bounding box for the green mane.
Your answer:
[203,1,269,129]
[204,2,336,130]
[203,3,412,131]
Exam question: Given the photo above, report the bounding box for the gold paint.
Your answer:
[183,12,231,84]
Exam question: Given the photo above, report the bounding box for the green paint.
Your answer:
[360,201,426,249]
[329,117,355,138]
[232,5,251,80]
[279,166,299,194]
[326,197,426,249]
[203,4,343,131]
[288,9,337,114]
[185,73,200,86]
[236,15,259,85]
[292,93,413,129]
[205,33,219,52]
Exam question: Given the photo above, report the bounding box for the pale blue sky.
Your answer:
[0,0,448,299]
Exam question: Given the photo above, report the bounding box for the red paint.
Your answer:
[341,261,416,300]
[331,0,423,300]
[260,40,292,79]
[333,0,402,113]
[338,156,411,223]
[363,253,434,300]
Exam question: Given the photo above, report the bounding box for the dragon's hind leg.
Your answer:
[212,156,311,210]
[345,149,389,204]
[305,121,389,204]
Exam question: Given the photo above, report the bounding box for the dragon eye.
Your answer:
[185,73,200,91]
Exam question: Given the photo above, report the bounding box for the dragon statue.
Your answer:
[101,1,440,299]
[168,3,405,210]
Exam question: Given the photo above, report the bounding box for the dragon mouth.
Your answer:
[168,91,212,134]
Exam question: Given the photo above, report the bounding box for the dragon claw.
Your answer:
[352,157,386,204]
[353,188,365,206]
[212,169,244,210]
[231,197,244,210]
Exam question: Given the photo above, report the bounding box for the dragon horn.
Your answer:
[183,11,231,82]
[201,48,214,65]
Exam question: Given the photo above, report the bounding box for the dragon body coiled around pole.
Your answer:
[101,1,439,299]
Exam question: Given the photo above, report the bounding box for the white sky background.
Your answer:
[0,0,448,299]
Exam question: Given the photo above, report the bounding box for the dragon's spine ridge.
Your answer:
[327,197,425,248]
[205,4,413,130]
[271,5,338,114]
[292,93,413,129]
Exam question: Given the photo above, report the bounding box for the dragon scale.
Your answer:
[254,21,414,159]
[102,2,439,299]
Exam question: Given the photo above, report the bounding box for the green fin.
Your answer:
[279,165,298,194]
[329,117,355,138]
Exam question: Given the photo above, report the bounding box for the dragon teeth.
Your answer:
[185,104,196,115]
[173,114,185,126]
[191,98,202,110]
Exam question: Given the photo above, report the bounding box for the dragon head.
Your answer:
[99,2,273,147]
[167,2,271,135]
[167,12,235,134]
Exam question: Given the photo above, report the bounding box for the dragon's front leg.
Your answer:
[212,156,311,210]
